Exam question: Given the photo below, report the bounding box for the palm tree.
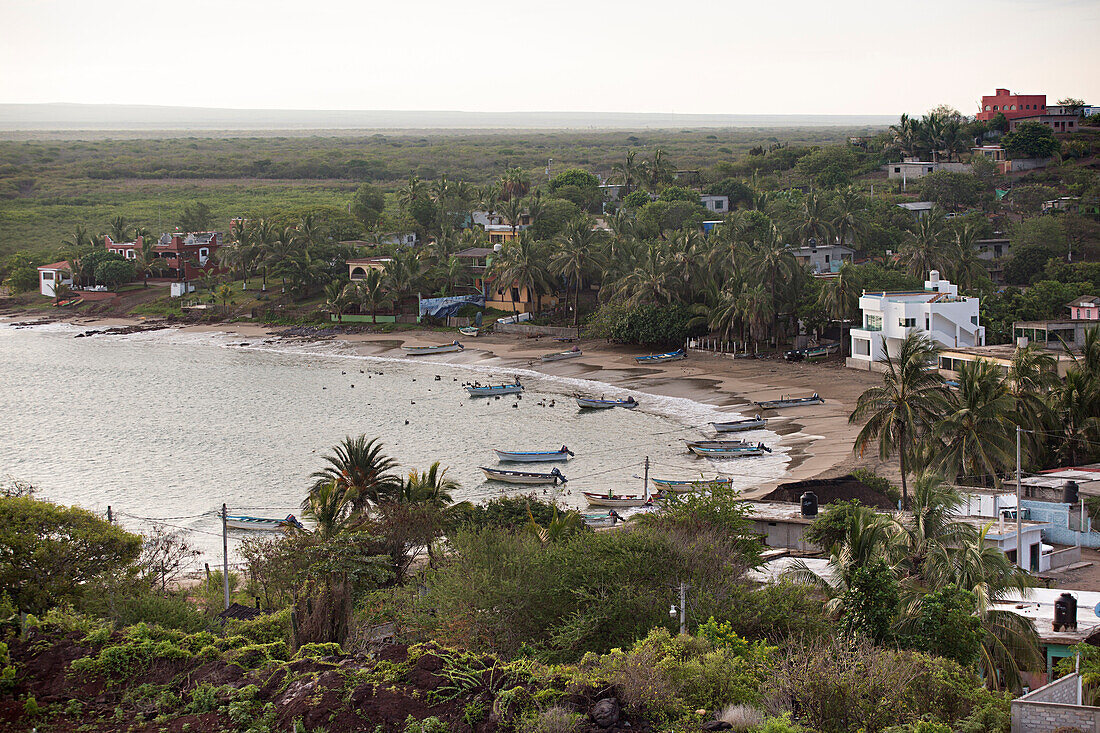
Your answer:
[300,479,358,540]
[1007,346,1058,461]
[850,332,949,509]
[1049,368,1100,466]
[383,251,424,316]
[606,245,677,307]
[351,269,393,323]
[497,197,526,238]
[889,473,975,580]
[310,435,400,512]
[900,213,951,279]
[434,255,471,296]
[748,230,797,345]
[398,462,459,508]
[552,217,606,327]
[930,359,1017,488]
[399,176,428,210]
[890,113,918,156]
[108,215,131,243]
[491,233,553,314]
[818,262,862,356]
[638,148,672,191]
[789,192,836,248]
[132,238,168,287]
[609,151,641,195]
[830,187,867,249]
[499,168,530,201]
[324,281,353,323]
[737,283,774,349]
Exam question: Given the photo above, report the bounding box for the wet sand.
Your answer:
[4,315,890,497]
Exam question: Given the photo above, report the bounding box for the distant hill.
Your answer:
[0,103,895,131]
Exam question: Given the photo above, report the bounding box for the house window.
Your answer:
[927,167,934,173]
[971,316,978,325]
[865,314,882,331]
[894,167,901,173]
[42,271,54,281]
[899,318,916,328]
[984,105,990,111]
[993,105,998,110]
[824,254,830,263]
[714,200,724,209]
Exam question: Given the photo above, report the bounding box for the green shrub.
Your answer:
[403,715,449,733]
[293,642,343,660]
[187,683,221,714]
[225,607,292,645]
[0,642,16,693]
[852,468,900,504]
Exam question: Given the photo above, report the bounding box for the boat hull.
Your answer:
[458,327,481,337]
[405,341,464,355]
[575,396,638,409]
[684,440,750,450]
[494,449,572,462]
[583,492,658,508]
[634,349,686,363]
[541,350,583,362]
[466,384,524,396]
[480,467,566,485]
[710,417,766,433]
[651,477,734,492]
[754,396,823,409]
[226,516,298,531]
[689,446,768,457]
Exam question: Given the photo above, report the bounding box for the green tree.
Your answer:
[850,332,949,509]
[351,183,386,228]
[93,259,134,291]
[919,171,984,213]
[177,201,214,232]
[552,216,606,327]
[1001,122,1059,159]
[309,435,400,512]
[549,168,599,191]
[818,262,861,356]
[351,268,393,322]
[899,585,982,667]
[0,496,143,613]
[839,559,899,642]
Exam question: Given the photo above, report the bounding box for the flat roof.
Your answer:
[744,501,815,524]
[455,247,493,257]
[994,588,1100,645]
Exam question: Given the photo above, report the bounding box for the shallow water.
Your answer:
[0,323,789,564]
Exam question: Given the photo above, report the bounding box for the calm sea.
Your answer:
[0,323,789,565]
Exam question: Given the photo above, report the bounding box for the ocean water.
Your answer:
[0,322,789,564]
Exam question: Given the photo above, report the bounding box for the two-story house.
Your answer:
[847,271,985,370]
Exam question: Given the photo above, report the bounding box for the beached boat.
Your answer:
[684,439,751,450]
[465,379,524,396]
[541,346,583,362]
[494,445,574,462]
[689,442,772,458]
[805,346,829,363]
[753,393,823,409]
[226,514,304,531]
[634,349,686,364]
[458,326,482,337]
[650,476,734,493]
[583,491,662,508]
[497,312,532,325]
[404,340,464,355]
[575,395,638,409]
[582,510,624,527]
[480,466,567,485]
[709,415,767,433]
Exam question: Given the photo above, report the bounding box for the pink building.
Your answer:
[1068,296,1100,321]
[977,88,1047,122]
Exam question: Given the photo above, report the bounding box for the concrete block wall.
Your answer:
[1011,673,1100,732]
[1023,501,1100,548]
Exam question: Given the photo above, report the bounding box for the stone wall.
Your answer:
[1011,673,1100,732]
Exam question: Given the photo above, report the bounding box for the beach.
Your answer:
[4,314,888,498]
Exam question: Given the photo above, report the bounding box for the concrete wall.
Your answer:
[752,519,816,552]
[1011,673,1100,732]
[493,323,579,339]
[1023,500,1100,548]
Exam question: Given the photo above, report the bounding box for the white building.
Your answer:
[885,159,971,185]
[790,244,855,274]
[847,270,985,369]
[699,194,730,214]
[37,261,72,297]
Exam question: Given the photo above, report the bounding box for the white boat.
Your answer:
[650,476,734,493]
[541,346,583,362]
[458,327,482,337]
[575,395,638,409]
[634,349,685,363]
[226,514,304,531]
[689,442,771,458]
[710,415,767,433]
[684,439,750,450]
[497,312,532,325]
[582,510,625,527]
[466,379,524,396]
[480,466,567,485]
[404,340,464,355]
[583,491,662,508]
[494,445,573,462]
[754,393,823,409]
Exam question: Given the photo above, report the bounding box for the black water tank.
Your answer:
[1054,592,1078,631]
[1065,481,1080,505]
[800,491,818,517]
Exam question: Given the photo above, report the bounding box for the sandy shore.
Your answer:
[4,314,889,497]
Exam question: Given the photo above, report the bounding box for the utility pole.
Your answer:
[107,506,112,524]
[221,503,230,610]
[643,456,650,501]
[679,581,687,635]
[1016,425,1023,570]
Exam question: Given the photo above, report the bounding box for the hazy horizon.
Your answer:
[2,0,1097,118]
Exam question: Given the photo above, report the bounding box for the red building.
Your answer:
[977,89,1047,121]
[153,232,223,280]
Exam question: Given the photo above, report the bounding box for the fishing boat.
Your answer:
[575,395,638,409]
[634,349,686,364]
[689,442,772,458]
[465,378,524,396]
[650,476,734,493]
[494,445,574,462]
[583,491,662,508]
[753,393,823,409]
[226,514,304,531]
[805,346,829,363]
[709,415,767,433]
[458,326,482,337]
[684,439,751,450]
[404,340,464,355]
[582,510,623,527]
[497,312,532,325]
[480,466,567,485]
[540,346,583,362]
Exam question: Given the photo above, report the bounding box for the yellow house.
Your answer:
[453,246,557,314]
[347,256,392,279]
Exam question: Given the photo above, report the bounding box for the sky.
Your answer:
[1,0,1098,116]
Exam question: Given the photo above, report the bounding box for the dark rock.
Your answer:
[591,698,621,728]
[701,722,733,731]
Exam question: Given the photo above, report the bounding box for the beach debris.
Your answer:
[405,420,409,425]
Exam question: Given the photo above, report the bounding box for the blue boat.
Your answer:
[494,445,574,462]
[634,349,686,364]
[465,378,524,396]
